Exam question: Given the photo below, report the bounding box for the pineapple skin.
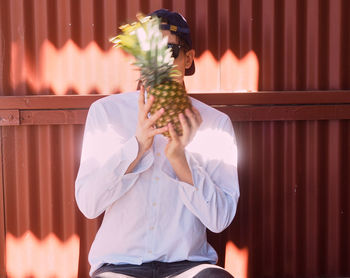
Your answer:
[148,80,192,138]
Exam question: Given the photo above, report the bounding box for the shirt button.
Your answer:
[150,226,154,230]
[148,250,152,254]
[156,152,161,156]
[152,202,157,207]
[155,177,159,181]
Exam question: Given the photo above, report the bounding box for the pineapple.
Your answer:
[110,15,192,137]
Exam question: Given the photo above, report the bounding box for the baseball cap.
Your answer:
[149,9,195,76]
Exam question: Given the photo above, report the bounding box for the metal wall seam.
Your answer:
[0,126,6,277]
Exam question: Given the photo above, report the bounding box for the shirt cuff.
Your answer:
[121,136,154,175]
[178,151,209,199]
[106,136,153,188]
[121,135,139,165]
[101,136,153,193]
[161,151,214,203]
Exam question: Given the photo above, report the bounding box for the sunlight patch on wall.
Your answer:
[186,49,259,93]
[224,241,248,278]
[220,50,259,92]
[6,231,79,278]
[186,50,220,92]
[10,40,258,94]
[10,39,139,95]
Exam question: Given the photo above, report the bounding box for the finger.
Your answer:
[191,107,201,120]
[144,94,154,115]
[137,88,146,122]
[145,107,164,128]
[192,107,203,125]
[150,125,168,137]
[168,123,178,141]
[185,109,199,130]
[138,86,145,109]
[179,113,190,139]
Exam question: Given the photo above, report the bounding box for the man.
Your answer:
[75,9,239,278]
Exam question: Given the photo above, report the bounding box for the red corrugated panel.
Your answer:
[1,0,349,96]
[1,124,102,278]
[212,120,350,277]
[1,94,350,277]
[1,0,350,276]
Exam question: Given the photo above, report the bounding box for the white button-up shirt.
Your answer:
[75,91,240,276]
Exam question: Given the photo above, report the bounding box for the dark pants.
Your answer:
[92,261,234,278]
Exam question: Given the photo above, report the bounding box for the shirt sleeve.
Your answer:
[167,115,240,233]
[75,101,153,219]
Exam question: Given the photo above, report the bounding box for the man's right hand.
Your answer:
[135,86,168,157]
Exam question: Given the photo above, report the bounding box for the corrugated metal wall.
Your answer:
[1,93,350,278]
[1,0,350,96]
[1,123,102,278]
[214,119,350,277]
[1,0,350,277]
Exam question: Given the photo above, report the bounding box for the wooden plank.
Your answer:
[194,90,350,105]
[0,110,19,126]
[0,127,6,277]
[219,104,350,121]
[0,104,346,126]
[0,95,104,110]
[0,91,350,110]
[20,109,88,125]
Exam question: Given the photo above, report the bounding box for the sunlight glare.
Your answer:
[187,128,238,167]
[81,123,124,166]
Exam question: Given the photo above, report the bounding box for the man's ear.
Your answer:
[185,49,195,69]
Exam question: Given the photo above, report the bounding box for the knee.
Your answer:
[193,267,234,278]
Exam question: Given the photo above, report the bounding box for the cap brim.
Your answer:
[185,60,195,76]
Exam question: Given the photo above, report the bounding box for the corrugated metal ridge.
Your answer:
[1,91,350,109]
[0,125,5,277]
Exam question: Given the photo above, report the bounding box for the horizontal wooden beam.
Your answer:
[0,104,346,126]
[218,104,350,122]
[20,110,88,125]
[1,92,350,125]
[0,95,103,110]
[0,90,350,110]
[193,90,350,105]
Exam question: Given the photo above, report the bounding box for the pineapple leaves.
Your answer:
[109,14,177,88]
